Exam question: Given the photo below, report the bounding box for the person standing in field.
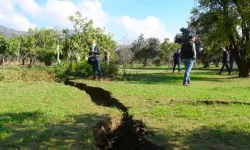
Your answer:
[181,36,196,86]
[89,40,102,80]
[173,49,181,73]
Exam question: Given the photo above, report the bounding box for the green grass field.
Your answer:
[0,69,120,149]
[1,65,250,149]
[76,65,250,149]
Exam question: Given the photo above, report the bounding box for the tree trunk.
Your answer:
[28,55,36,68]
[143,58,147,67]
[2,57,4,67]
[238,59,250,77]
[17,38,21,62]
[22,57,25,65]
[57,44,61,64]
[230,45,250,77]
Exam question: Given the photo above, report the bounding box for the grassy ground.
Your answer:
[0,68,120,149]
[1,65,250,149]
[76,65,250,149]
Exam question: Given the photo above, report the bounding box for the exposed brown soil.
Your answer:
[197,100,250,106]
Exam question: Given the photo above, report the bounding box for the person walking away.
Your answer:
[173,49,181,73]
[181,36,196,86]
[218,48,231,75]
[89,40,102,80]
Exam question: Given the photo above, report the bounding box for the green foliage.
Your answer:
[70,60,93,77]
[156,38,181,66]
[50,60,71,81]
[0,33,19,56]
[101,61,119,76]
[0,33,8,54]
[51,59,118,81]
[25,28,60,65]
[132,35,161,66]
[63,11,116,62]
[174,27,191,44]
[0,12,116,68]
[190,0,250,77]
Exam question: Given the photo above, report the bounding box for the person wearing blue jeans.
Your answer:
[183,58,195,85]
[89,40,102,80]
[181,36,196,86]
[92,57,102,79]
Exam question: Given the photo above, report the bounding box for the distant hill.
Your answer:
[0,25,28,37]
[0,25,77,38]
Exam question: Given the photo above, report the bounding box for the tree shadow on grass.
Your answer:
[122,73,228,84]
[128,67,221,72]
[183,125,250,150]
[0,111,110,149]
[144,125,250,150]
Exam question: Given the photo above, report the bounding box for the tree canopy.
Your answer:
[190,0,250,77]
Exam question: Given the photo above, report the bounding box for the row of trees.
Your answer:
[189,0,250,77]
[0,12,116,67]
[116,34,181,67]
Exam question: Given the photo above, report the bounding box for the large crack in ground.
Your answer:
[65,81,163,150]
[197,100,250,105]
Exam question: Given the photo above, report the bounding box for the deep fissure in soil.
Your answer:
[65,81,163,150]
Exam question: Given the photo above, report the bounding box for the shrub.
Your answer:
[71,61,93,77]
[51,60,119,81]
[101,61,119,77]
[50,61,71,81]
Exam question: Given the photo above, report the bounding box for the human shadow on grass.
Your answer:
[183,125,250,150]
[0,112,110,149]
[122,73,228,84]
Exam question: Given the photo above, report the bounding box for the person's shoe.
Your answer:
[98,77,102,81]
[183,83,188,86]
[187,81,191,84]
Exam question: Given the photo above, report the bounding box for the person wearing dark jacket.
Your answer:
[181,36,196,86]
[89,40,102,80]
[173,49,181,73]
[218,48,231,75]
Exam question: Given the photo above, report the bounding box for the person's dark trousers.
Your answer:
[219,62,231,75]
[92,58,102,79]
[173,61,181,73]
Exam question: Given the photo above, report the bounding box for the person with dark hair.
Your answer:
[173,49,181,73]
[181,36,196,86]
[88,40,102,80]
[218,48,231,75]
